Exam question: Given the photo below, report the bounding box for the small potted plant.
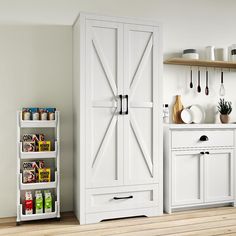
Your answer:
[217,98,232,123]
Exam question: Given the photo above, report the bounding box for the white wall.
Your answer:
[0,26,73,217]
[74,0,236,122]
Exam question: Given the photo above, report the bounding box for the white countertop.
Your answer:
[164,123,236,129]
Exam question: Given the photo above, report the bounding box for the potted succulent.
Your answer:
[217,98,232,123]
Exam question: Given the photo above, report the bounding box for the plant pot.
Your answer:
[220,114,230,123]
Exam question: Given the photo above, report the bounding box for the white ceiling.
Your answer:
[0,0,83,25]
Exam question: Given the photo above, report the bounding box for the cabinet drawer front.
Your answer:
[86,185,158,213]
[172,130,234,149]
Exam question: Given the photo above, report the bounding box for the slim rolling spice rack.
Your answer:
[16,111,60,224]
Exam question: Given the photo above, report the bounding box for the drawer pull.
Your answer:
[200,152,205,155]
[113,196,133,200]
[205,151,210,155]
[119,94,123,115]
[125,95,128,115]
[199,135,209,141]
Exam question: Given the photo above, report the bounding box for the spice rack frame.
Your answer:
[164,58,236,69]
[16,111,60,224]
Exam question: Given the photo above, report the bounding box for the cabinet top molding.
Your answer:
[164,123,236,129]
[74,12,162,27]
[164,58,236,69]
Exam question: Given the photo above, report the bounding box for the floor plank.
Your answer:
[1,207,236,236]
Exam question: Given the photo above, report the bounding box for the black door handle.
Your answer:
[119,95,123,115]
[199,135,209,141]
[200,152,205,155]
[205,151,210,155]
[125,95,128,115]
[113,196,133,200]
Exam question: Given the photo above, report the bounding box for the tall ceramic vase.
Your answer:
[172,95,184,124]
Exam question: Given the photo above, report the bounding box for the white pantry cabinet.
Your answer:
[164,124,236,213]
[73,13,163,224]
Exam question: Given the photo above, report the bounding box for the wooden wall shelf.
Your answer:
[164,58,236,69]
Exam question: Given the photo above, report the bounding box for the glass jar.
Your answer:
[32,111,39,120]
[49,112,55,120]
[41,111,48,120]
[23,111,31,120]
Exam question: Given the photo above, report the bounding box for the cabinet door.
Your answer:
[85,20,124,188]
[205,149,234,202]
[172,150,204,206]
[123,24,161,185]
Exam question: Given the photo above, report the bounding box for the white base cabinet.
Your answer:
[164,124,236,213]
[73,13,163,224]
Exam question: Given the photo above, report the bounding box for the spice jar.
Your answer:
[32,111,39,120]
[49,112,55,120]
[163,104,169,124]
[23,111,31,120]
[40,110,48,120]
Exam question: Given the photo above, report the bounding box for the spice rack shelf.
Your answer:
[16,111,60,224]
[164,58,236,69]
[19,114,58,128]
[19,172,58,190]
[19,202,58,221]
[19,142,58,159]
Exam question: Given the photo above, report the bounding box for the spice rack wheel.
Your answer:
[16,111,60,224]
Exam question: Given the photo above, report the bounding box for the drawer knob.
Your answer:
[113,196,133,200]
[200,152,205,155]
[205,151,210,155]
[199,135,209,141]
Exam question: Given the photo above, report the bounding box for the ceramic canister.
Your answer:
[215,48,228,61]
[182,49,199,59]
[231,44,236,61]
[205,46,215,60]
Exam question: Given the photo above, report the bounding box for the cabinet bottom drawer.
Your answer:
[86,185,158,213]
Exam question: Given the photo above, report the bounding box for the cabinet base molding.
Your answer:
[85,207,162,224]
[167,202,235,214]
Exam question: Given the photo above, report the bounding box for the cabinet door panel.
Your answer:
[123,24,160,185]
[205,149,234,202]
[172,151,204,206]
[86,20,124,188]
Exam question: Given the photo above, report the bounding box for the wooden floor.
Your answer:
[1,207,236,236]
